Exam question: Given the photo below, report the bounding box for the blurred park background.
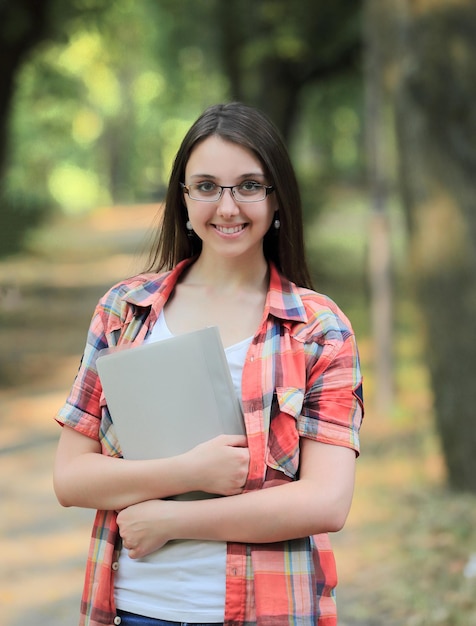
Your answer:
[1,1,476,625]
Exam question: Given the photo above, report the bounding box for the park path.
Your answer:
[0,204,383,626]
[0,205,155,626]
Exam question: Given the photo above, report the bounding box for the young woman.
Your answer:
[54,102,364,626]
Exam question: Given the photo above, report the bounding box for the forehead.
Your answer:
[185,136,264,178]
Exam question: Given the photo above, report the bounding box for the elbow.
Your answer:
[309,492,353,534]
[56,494,73,508]
[54,491,72,508]
[312,510,349,535]
[53,475,74,508]
[326,509,349,533]
[325,495,353,533]
[57,498,73,508]
[306,509,348,536]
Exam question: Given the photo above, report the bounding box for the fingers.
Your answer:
[121,539,141,560]
[185,434,250,495]
[216,434,248,447]
[122,540,141,560]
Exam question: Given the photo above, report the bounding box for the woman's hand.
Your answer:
[54,428,249,510]
[117,440,357,552]
[117,499,174,559]
[185,434,249,496]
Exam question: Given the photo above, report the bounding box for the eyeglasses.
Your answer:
[181,181,275,203]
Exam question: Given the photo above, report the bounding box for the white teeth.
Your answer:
[216,225,244,234]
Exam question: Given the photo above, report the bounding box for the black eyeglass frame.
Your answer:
[180,182,275,203]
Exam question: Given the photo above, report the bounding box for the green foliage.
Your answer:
[0,189,50,257]
[2,0,363,258]
[294,75,365,223]
[5,0,228,218]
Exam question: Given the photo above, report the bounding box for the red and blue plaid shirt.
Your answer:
[56,259,364,626]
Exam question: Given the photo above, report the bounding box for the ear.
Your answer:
[180,182,190,208]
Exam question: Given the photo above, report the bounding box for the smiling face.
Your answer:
[183,135,277,266]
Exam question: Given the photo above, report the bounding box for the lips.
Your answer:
[214,224,246,235]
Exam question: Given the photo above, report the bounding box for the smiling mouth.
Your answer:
[214,224,246,235]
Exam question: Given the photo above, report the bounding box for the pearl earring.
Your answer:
[274,217,281,229]
[186,220,195,238]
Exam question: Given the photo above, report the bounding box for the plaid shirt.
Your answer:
[56,259,363,626]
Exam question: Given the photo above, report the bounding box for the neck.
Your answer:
[185,253,269,293]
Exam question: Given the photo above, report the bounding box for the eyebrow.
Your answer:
[188,172,266,180]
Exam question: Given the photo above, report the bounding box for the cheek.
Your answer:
[184,200,200,225]
[266,201,277,224]
[268,193,279,214]
[183,196,192,214]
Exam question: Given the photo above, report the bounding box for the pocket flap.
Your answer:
[265,387,304,480]
[276,386,305,418]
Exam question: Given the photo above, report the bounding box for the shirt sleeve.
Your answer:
[55,302,109,441]
[298,332,364,454]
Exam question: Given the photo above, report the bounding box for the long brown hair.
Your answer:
[145,102,313,289]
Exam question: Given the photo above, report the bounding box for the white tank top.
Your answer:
[114,310,251,622]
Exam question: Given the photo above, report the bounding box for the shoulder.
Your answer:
[101,272,168,300]
[293,286,355,345]
[93,259,193,331]
[269,265,355,350]
[269,264,353,340]
[288,288,360,378]
[99,272,166,303]
[95,271,172,324]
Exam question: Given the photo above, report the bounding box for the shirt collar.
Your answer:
[121,258,194,317]
[266,262,308,323]
[122,258,308,324]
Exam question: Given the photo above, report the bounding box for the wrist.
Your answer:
[150,453,199,498]
[176,449,202,493]
[163,499,188,541]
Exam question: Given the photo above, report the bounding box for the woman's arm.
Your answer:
[53,426,249,510]
[117,437,356,558]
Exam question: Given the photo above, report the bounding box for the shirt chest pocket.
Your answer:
[265,387,305,480]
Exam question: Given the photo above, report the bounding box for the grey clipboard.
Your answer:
[96,326,245,464]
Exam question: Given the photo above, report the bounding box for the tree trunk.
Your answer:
[0,1,52,180]
[364,0,395,415]
[216,0,362,142]
[392,0,476,492]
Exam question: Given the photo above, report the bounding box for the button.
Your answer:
[113,616,122,625]
[112,561,119,571]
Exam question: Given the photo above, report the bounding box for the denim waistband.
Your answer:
[116,608,223,626]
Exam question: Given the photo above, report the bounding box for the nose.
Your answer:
[216,187,239,217]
